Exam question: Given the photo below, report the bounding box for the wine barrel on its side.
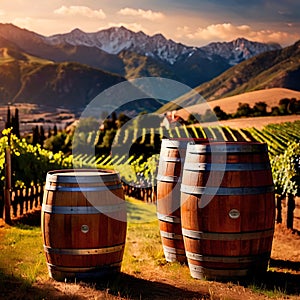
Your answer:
[41,169,127,281]
[180,142,275,280]
[156,138,206,263]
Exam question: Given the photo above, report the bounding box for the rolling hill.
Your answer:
[157,40,300,113]
[0,47,125,111]
[195,40,300,100]
[176,88,300,120]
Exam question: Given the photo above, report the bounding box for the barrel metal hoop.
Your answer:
[187,143,267,154]
[180,184,275,195]
[157,213,181,224]
[182,228,274,241]
[183,163,270,172]
[156,175,180,183]
[43,244,124,255]
[161,139,189,148]
[185,251,270,263]
[160,157,183,163]
[45,183,122,192]
[47,172,120,184]
[47,261,122,272]
[163,245,186,255]
[160,230,183,240]
[188,263,250,277]
[42,203,126,214]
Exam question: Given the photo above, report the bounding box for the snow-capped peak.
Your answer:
[44,27,281,66]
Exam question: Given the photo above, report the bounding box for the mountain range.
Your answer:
[0,23,299,114]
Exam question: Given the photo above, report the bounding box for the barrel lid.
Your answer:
[46,169,120,183]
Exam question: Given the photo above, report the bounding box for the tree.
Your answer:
[213,106,228,120]
[53,124,58,136]
[201,109,216,122]
[289,98,300,114]
[32,125,40,145]
[271,106,280,116]
[278,98,291,115]
[5,105,11,129]
[253,101,268,116]
[234,103,253,118]
[11,108,20,138]
[39,126,45,146]
[117,113,131,128]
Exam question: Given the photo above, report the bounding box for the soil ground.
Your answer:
[0,198,299,300]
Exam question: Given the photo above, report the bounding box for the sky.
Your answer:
[0,0,299,47]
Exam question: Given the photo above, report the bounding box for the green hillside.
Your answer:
[0,47,125,110]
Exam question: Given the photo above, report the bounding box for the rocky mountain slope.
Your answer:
[0,23,281,87]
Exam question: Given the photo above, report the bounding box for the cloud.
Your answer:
[177,23,300,46]
[118,8,165,20]
[54,6,106,19]
[0,9,5,16]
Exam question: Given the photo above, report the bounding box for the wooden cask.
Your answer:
[156,138,206,263]
[41,169,127,281]
[180,142,275,280]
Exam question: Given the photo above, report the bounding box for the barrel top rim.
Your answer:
[47,169,118,177]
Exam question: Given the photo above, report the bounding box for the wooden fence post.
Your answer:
[4,147,12,224]
[287,193,295,230]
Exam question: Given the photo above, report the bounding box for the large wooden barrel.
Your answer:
[41,169,127,281]
[156,138,206,263]
[180,142,275,280]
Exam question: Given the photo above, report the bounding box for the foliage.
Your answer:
[271,141,300,196]
[0,129,73,189]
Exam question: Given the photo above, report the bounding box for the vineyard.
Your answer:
[1,120,300,227]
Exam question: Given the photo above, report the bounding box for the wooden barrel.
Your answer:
[180,142,275,280]
[41,169,127,281]
[156,138,206,263]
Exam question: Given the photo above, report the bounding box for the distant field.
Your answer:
[0,103,75,134]
[215,115,300,129]
[178,88,300,119]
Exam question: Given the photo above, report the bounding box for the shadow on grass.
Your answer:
[0,269,211,300]
[6,210,300,299]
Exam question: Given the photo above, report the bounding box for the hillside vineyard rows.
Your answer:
[1,121,300,206]
[73,121,300,197]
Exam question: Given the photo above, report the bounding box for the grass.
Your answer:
[0,198,299,299]
[0,224,47,283]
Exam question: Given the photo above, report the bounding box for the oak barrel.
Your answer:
[41,169,127,281]
[156,138,206,263]
[180,142,275,280]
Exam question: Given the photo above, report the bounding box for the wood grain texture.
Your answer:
[41,169,127,281]
[181,142,275,280]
